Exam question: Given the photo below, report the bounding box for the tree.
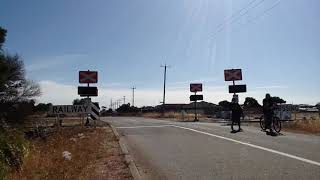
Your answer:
[244,97,261,108]
[72,98,87,105]
[218,100,231,110]
[0,27,41,103]
[316,103,320,110]
[34,103,52,112]
[100,108,113,116]
[116,103,139,113]
[0,54,41,103]
[271,96,286,104]
[0,27,41,124]
[0,26,6,49]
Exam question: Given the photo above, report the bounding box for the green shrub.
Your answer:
[0,127,28,179]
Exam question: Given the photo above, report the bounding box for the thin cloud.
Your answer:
[100,83,125,88]
[26,54,87,71]
[169,77,218,85]
[254,85,288,89]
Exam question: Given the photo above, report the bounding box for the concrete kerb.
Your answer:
[110,124,142,180]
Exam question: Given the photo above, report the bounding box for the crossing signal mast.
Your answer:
[131,86,136,107]
[161,64,170,115]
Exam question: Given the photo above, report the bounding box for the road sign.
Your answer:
[49,105,90,114]
[90,102,100,120]
[229,85,247,93]
[78,86,98,97]
[190,83,203,92]
[190,95,203,101]
[79,71,98,84]
[224,69,242,81]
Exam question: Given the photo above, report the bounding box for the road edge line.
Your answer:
[110,125,142,180]
[172,125,320,167]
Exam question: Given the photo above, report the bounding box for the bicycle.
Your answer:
[259,114,281,133]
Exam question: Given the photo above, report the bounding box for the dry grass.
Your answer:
[9,127,132,180]
[24,117,107,128]
[284,118,320,134]
[142,112,207,121]
[142,112,162,119]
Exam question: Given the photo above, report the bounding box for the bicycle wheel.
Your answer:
[259,115,266,131]
[272,117,281,133]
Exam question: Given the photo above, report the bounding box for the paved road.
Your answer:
[103,117,320,180]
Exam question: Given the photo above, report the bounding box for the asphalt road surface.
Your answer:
[102,117,320,180]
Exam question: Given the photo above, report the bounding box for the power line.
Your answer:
[212,0,266,38]
[247,0,281,24]
[218,0,282,38]
[215,0,259,32]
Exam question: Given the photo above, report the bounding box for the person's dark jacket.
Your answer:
[263,98,274,114]
[230,103,243,121]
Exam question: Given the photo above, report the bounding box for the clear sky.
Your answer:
[1,0,319,107]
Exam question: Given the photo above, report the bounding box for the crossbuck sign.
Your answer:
[190,83,203,92]
[79,71,98,83]
[224,69,242,81]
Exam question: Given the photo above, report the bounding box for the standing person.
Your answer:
[230,97,243,132]
[263,94,275,135]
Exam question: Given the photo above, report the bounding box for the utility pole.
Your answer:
[110,99,113,110]
[161,64,170,115]
[118,99,121,108]
[123,96,126,105]
[131,87,136,107]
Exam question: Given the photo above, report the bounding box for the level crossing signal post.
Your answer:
[190,83,203,122]
[78,70,99,126]
[224,69,247,125]
[224,69,247,97]
[46,70,100,128]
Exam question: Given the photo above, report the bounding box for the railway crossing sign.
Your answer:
[224,69,242,81]
[79,71,98,84]
[190,83,203,92]
[49,105,91,114]
[229,85,247,93]
[49,103,100,119]
[90,102,100,120]
[78,86,98,97]
[190,95,203,101]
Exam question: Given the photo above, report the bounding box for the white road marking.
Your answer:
[172,125,320,167]
[115,123,320,166]
[117,125,173,129]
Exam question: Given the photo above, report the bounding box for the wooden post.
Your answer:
[80,114,83,127]
[55,115,58,127]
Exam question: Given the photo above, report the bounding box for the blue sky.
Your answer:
[0,0,319,107]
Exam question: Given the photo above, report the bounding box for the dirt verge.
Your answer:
[9,126,132,180]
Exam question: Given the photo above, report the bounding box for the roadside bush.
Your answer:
[0,126,28,179]
[0,102,35,126]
